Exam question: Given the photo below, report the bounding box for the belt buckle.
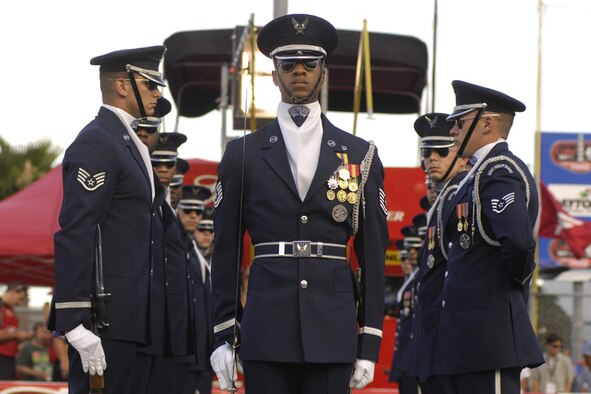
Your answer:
[292,241,312,257]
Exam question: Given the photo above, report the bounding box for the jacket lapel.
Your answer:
[261,121,300,199]
[98,107,152,192]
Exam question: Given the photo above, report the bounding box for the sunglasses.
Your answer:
[276,59,321,72]
[111,77,160,91]
[182,208,204,216]
[135,126,159,134]
[197,229,214,233]
[455,113,502,129]
[151,160,176,168]
[421,147,450,158]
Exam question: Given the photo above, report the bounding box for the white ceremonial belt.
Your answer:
[253,241,347,260]
[55,301,92,309]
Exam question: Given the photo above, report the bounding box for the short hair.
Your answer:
[545,333,562,344]
[32,322,46,332]
[5,281,28,293]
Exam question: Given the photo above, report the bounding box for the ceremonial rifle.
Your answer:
[90,223,110,393]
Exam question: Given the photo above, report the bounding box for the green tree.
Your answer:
[0,136,61,200]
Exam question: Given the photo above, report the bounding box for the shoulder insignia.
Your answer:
[379,188,388,216]
[473,155,532,246]
[491,192,515,213]
[486,162,514,176]
[214,181,223,208]
[77,168,106,191]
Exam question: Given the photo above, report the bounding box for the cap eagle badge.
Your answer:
[425,115,438,129]
[292,17,309,34]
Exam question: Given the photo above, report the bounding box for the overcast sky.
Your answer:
[2,0,590,172]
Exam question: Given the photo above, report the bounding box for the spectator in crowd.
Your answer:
[16,322,54,381]
[520,367,531,393]
[576,340,591,392]
[531,333,575,393]
[42,301,68,381]
[0,281,32,379]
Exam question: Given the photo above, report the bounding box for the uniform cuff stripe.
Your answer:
[214,318,238,334]
[359,326,382,338]
[55,302,92,309]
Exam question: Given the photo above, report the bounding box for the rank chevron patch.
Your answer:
[77,168,106,191]
[491,192,515,213]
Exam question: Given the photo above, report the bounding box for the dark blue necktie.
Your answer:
[288,105,310,127]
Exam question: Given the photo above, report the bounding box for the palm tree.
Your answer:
[0,136,61,200]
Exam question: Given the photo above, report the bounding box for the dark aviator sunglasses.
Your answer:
[276,59,321,73]
[421,147,451,159]
[151,160,176,168]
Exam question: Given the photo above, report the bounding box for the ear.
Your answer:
[113,78,128,97]
[457,156,469,169]
[481,115,495,135]
[272,70,279,87]
[319,68,326,85]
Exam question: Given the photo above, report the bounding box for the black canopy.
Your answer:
[163,27,428,118]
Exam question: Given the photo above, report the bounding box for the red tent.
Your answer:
[0,159,221,286]
[0,165,62,286]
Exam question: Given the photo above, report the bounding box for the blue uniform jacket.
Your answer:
[388,269,417,382]
[403,170,466,382]
[187,238,214,372]
[211,116,389,363]
[50,107,154,344]
[433,142,544,375]
[139,199,190,357]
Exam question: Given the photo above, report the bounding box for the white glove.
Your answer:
[65,324,106,376]
[349,359,375,390]
[210,343,238,391]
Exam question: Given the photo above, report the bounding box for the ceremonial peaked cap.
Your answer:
[90,45,167,86]
[179,185,212,211]
[412,213,427,237]
[175,158,189,174]
[152,132,187,163]
[447,80,526,119]
[131,97,172,130]
[395,239,408,259]
[197,210,214,232]
[170,158,189,188]
[419,195,432,212]
[414,112,455,148]
[257,14,339,59]
[401,225,423,249]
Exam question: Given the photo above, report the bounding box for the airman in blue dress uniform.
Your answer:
[177,185,215,394]
[389,225,421,394]
[404,113,469,393]
[209,13,389,394]
[432,81,544,394]
[129,131,192,394]
[49,45,167,394]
